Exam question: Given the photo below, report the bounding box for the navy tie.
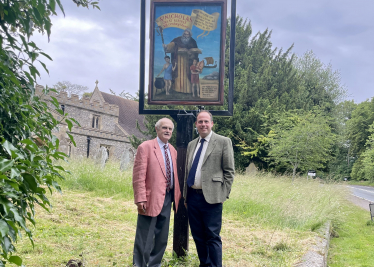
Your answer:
[187,139,206,187]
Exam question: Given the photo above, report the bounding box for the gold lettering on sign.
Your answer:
[155,10,220,38]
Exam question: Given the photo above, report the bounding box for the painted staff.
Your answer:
[156,25,167,57]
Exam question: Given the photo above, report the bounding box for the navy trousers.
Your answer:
[133,190,172,267]
[187,189,223,267]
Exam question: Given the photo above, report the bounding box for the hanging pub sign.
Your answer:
[148,0,227,105]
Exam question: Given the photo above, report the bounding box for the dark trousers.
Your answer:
[133,190,172,267]
[187,188,223,267]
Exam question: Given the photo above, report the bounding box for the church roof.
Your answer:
[100,92,148,140]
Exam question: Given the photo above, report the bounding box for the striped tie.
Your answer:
[164,144,171,192]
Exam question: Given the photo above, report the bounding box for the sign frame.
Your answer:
[148,0,227,106]
[138,0,235,116]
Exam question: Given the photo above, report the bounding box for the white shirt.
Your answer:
[191,130,213,189]
[157,137,174,189]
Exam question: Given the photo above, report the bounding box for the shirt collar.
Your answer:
[157,136,168,147]
[199,130,213,143]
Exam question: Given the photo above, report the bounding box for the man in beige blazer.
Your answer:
[184,111,235,267]
[132,118,181,267]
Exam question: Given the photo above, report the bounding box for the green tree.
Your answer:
[347,98,374,157]
[0,0,99,265]
[346,98,374,180]
[215,19,299,171]
[360,133,374,181]
[293,50,346,112]
[53,81,89,96]
[83,92,93,98]
[327,100,357,179]
[268,111,335,178]
[351,122,374,181]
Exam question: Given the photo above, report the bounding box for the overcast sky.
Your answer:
[33,0,374,103]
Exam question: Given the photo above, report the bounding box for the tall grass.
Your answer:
[59,159,346,231]
[16,159,351,266]
[58,158,134,200]
[224,172,347,231]
[328,204,374,266]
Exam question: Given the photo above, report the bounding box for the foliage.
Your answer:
[346,98,374,157]
[293,50,346,110]
[0,0,99,265]
[82,92,93,98]
[109,88,139,101]
[267,110,335,178]
[351,123,374,181]
[346,98,374,180]
[327,100,357,179]
[53,81,89,96]
[214,19,346,172]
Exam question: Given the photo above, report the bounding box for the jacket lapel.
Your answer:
[153,139,167,179]
[202,132,217,166]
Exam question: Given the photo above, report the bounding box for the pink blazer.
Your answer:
[133,138,181,217]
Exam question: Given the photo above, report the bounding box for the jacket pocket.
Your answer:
[212,177,223,183]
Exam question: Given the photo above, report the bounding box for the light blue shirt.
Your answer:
[157,137,174,189]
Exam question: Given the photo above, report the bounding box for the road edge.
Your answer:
[294,220,331,267]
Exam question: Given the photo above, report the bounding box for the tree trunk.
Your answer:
[292,166,297,181]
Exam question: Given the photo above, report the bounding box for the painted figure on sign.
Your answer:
[150,3,225,103]
[157,56,177,95]
[190,58,202,97]
[163,28,200,87]
[163,28,198,51]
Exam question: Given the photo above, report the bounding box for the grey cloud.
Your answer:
[33,0,374,103]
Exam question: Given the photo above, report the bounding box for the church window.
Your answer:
[92,115,100,129]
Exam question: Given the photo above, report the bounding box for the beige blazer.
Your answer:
[183,132,235,204]
[133,138,181,217]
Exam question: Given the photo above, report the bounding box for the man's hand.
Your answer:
[136,202,147,214]
[184,203,187,209]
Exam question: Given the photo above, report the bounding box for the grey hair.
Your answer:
[184,28,192,37]
[155,118,174,130]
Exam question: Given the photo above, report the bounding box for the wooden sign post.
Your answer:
[138,0,236,257]
[172,113,195,255]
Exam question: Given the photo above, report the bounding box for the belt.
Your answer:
[189,188,203,194]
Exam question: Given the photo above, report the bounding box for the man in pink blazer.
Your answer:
[132,117,181,267]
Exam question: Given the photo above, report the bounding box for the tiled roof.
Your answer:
[100,92,148,139]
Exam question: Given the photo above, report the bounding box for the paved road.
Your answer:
[347,185,374,203]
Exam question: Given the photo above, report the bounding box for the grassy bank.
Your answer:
[347,180,374,186]
[328,203,374,266]
[16,159,347,266]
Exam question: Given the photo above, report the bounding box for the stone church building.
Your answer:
[36,83,147,160]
